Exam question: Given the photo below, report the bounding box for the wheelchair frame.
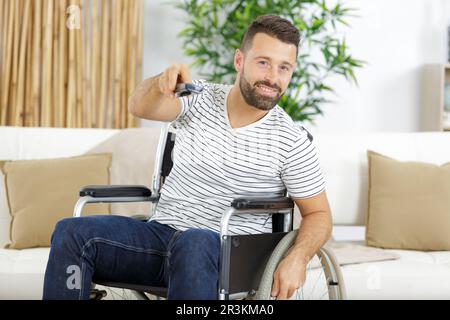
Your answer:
[73,122,346,300]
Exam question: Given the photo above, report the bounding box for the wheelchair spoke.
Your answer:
[93,286,145,300]
[288,255,330,300]
[308,258,324,299]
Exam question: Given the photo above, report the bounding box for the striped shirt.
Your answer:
[150,80,325,235]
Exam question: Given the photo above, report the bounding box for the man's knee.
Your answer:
[51,217,97,248]
[52,217,77,240]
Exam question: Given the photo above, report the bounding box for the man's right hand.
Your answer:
[128,63,193,122]
[158,63,193,98]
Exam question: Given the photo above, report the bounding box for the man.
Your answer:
[43,14,332,300]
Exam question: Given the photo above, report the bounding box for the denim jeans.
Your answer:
[43,215,220,300]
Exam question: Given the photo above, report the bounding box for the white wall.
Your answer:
[141,0,450,133]
[142,0,197,78]
[141,0,200,129]
[313,0,450,133]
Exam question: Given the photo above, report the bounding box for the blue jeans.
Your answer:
[43,215,220,300]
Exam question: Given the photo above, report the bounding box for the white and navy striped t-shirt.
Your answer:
[150,80,325,235]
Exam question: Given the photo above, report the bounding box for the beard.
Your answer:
[239,71,283,111]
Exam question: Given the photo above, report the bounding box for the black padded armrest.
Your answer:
[231,197,294,210]
[80,185,152,198]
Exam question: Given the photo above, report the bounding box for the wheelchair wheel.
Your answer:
[90,284,145,300]
[255,230,346,300]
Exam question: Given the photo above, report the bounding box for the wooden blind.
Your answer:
[0,0,144,128]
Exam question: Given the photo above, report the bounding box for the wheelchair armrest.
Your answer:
[80,185,152,198]
[74,186,156,218]
[230,197,294,210]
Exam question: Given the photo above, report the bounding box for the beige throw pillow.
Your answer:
[1,153,112,249]
[0,162,11,247]
[366,150,450,251]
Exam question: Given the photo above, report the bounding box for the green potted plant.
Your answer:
[171,0,365,123]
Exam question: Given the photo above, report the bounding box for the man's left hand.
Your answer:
[271,253,308,300]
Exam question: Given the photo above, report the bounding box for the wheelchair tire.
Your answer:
[255,230,347,300]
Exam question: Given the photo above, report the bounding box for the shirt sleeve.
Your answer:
[172,79,206,129]
[280,127,325,199]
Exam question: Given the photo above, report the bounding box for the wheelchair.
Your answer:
[73,122,346,300]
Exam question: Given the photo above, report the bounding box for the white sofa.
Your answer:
[1,126,450,299]
[316,132,450,299]
[0,126,119,299]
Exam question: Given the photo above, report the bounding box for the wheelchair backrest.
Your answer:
[150,123,175,197]
[161,131,176,181]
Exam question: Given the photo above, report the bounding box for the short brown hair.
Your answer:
[240,14,300,54]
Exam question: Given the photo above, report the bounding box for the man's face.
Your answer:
[235,32,297,111]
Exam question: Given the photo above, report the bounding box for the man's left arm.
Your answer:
[271,190,333,300]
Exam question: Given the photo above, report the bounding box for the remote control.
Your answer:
[175,83,204,97]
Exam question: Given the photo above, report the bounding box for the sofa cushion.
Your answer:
[340,255,450,299]
[0,247,50,299]
[0,248,137,300]
[313,132,450,225]
[366,150,450,251]
[85,127,162,217]
[0,153,112,249]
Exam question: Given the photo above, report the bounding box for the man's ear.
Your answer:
[234,48,244,72]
